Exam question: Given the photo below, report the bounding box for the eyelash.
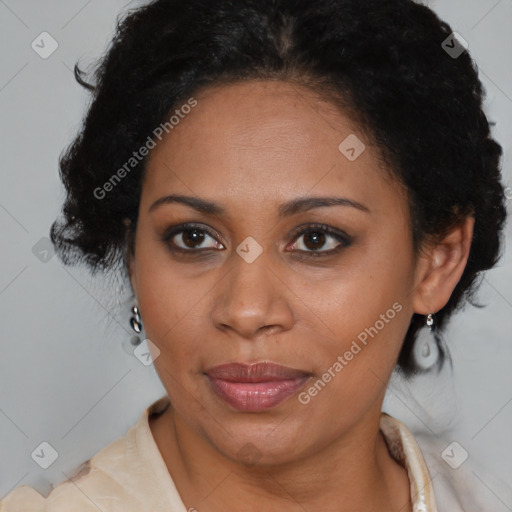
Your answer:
[162,222,352,259]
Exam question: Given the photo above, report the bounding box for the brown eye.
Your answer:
[289,224,352,256]
[163,224,224,252]
[300,231,328,251]
[178,228,206,249]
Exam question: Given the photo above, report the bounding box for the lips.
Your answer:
[206,361,310,381]
[204,362,312,411]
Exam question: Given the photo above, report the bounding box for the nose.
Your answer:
[211,251,295,340]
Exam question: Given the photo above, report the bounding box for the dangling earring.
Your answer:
[121,302,143,355]
[412,313,439,371]
[129,305,143,333]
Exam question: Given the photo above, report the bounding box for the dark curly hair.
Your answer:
[50,0,508,377]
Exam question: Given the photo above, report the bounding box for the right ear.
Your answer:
[124,218,137,296]
[128,253,137,297]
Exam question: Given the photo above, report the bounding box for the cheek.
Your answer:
[302,282,407,377]
[132,233,189,353]
[296,246,413,411]
[293,294,409,422]
[294,231,412,337]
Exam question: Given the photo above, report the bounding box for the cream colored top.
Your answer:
[0,394,485,512]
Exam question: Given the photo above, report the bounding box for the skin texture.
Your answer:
[128,80,474,511]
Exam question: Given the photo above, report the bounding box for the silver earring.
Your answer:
[130,305,143,333]
[412,313,439,371]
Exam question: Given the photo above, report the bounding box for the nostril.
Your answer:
[260,325,278,336]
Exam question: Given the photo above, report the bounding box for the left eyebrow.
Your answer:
[278,196,370,218]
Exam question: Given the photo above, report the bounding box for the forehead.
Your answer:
[141,80,405,219]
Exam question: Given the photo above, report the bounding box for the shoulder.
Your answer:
[0,485,47,512]
[413,429,512,512]
[381,413,512,512]
[1,395,178,512]
[0,430,145,512]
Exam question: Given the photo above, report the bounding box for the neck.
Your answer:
[149,403,411,512]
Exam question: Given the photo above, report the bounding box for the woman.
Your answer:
[1,0,509,510]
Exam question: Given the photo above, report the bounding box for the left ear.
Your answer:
[411,215,475,315]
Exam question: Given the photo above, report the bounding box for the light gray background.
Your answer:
[1,0,511,505]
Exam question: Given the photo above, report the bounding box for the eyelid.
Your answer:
[287,223,352,254]
[162,221,352,256]
[162,223,224,249]
[288,222,352,242]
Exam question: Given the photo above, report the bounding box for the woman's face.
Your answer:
[129,80,420,464]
